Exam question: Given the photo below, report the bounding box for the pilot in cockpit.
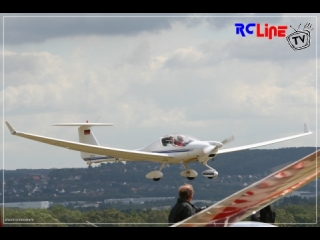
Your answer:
[166,136,176,146]
[175,135,184,146]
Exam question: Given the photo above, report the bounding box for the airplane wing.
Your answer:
[171,149,320,227]
[5,122,174,162]
[217,123,312,154]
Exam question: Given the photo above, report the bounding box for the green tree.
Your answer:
[274,208,296,226]
[2,207,66,227]
[49,205,85,226]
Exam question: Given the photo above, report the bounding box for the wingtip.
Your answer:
[304,123,311,133]
[5,121,16,134]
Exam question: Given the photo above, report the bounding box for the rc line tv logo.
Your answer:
[235,22,313,51]
[235,23,288,39]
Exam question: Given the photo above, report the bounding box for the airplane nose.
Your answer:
[203,145,217,155]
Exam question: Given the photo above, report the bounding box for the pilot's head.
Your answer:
[177,135,183,141]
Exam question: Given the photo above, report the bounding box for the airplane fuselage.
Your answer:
[85,135,216,165]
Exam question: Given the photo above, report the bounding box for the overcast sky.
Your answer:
[1,13,318,170]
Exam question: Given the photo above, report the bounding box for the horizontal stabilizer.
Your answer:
[52,123,114,126]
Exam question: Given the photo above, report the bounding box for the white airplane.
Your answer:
[5,121,312,181]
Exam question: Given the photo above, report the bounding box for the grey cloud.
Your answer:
[122,41,151,65]
[5,53,43,74]
[204,13,285,29]
[179,16,204,28]
[4,52,63,89]
[4,16,177,45]
[226,38,315,62]
[162,35,315,71]
[163,53,200,70]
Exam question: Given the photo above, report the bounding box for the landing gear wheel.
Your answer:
[202,169,218,179]
[181,168,198,179]
[146,170,163,181]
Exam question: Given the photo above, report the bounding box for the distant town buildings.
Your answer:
[0,201,50,209]
[104,197,175,205]
[286,191,317,199]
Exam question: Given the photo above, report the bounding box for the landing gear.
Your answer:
[201,161,218,179]
[146,163,165,181]
[181,162,198,180]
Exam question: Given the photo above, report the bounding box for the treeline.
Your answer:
[1,198,319,227]
[1,205,170,227]
[275,204,318,227]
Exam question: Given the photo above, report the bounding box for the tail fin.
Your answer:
[77,125,100,159]
[52,122,113,162]
[78,125,100,146]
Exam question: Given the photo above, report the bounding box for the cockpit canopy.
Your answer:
[161,134,198,147]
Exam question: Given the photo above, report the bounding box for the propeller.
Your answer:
[221,135,235,145]
[210,135,234,162]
